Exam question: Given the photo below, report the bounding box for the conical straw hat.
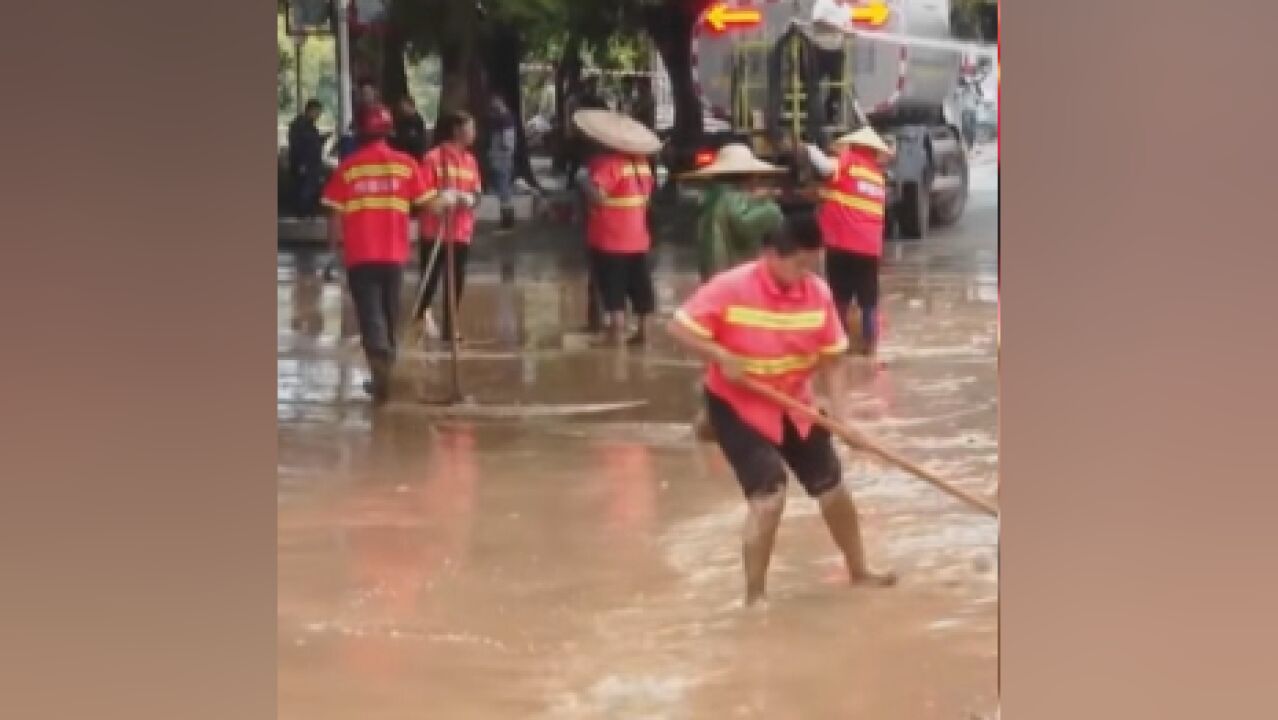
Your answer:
[833,126,894,156]
[572,109,662,155]
[682,144,786,180]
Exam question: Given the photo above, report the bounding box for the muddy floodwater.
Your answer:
[278,159,999,719]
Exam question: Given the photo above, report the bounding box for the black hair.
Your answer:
[304,99,323,113]
[434,109,475,144]
[762,211,825,257]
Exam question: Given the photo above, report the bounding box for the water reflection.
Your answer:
[318,416,481,684]
[599,442,658,535]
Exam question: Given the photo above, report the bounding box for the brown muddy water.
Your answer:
[278,176,999,719]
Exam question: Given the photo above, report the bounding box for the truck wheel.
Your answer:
[932,161,969,228]
[898,181,930,240]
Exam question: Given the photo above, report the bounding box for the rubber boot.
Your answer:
[362,353,393,406]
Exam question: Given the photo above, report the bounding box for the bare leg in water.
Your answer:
[743,489,787,606]
[626,315,648,347]
[599,311,627,346]
[817,483,896,587]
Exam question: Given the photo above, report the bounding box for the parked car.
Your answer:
[974,98,997,143]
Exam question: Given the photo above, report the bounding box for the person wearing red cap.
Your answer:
[321,104,434,404]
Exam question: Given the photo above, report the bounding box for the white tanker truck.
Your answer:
[684,0,978,239]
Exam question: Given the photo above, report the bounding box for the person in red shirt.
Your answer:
[808,126,895,357]
[574,109,661,347]
[410,110,483,345]
[321,104,433,404]
[668,213,896,606]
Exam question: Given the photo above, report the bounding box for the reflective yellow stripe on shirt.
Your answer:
[342,196,410,213]
[438,166,477,181]
[821,337,850,355]
[818,188,885,216]
[599,194,648,208]
[846,166,884,185]
[674,310,712,339]
[724,306,827,331]
[739,353,822,376]
[342,163,414,182]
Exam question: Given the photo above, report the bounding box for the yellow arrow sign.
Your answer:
[704,3,763,32]
[851,1,891,27]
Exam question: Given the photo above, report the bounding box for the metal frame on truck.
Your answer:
[687,2,972,240]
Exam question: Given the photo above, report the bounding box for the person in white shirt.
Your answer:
[810,0,854,124]
[811,0,853,30]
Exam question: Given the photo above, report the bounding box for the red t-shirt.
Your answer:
[816,147,887,257]
[418,144,482,244]
[585,154,654,255]
[321,140,431,266]
[675,260,848,444]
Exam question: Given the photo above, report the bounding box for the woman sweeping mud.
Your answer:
[668,213,896,605]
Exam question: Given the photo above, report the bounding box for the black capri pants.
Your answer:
[824,247,880,315]
[590,250,656,315]
[705,389,843,499]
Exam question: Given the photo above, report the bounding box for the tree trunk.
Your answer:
[434,1,481,131]
[552,33,583,172]
[380,32,409,106]
[437,43,471,124]
[467,42,489,143]
[645,4,704,151]
[485,23,542,191]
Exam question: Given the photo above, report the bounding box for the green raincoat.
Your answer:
[695,183,785,281]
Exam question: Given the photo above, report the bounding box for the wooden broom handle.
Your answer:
[739,376,999,518]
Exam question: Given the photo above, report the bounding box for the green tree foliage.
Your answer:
[952,0,998,42]
[384,0,647,109]
[278,37,293,113]
[277,0,714,167]
[277,15,340,128]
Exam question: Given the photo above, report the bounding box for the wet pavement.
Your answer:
[278,156,999,719]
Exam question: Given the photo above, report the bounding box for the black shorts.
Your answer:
[825,248,880,313]
[590,250,656,315]
[705,389,843,499]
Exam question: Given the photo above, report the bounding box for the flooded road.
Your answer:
[278,157,999,719]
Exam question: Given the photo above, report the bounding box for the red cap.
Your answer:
[359,104,393,137]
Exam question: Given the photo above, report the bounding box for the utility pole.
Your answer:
[294,35,306,113]
[335,0,353,137]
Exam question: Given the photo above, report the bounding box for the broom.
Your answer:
[740,376,999,518]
